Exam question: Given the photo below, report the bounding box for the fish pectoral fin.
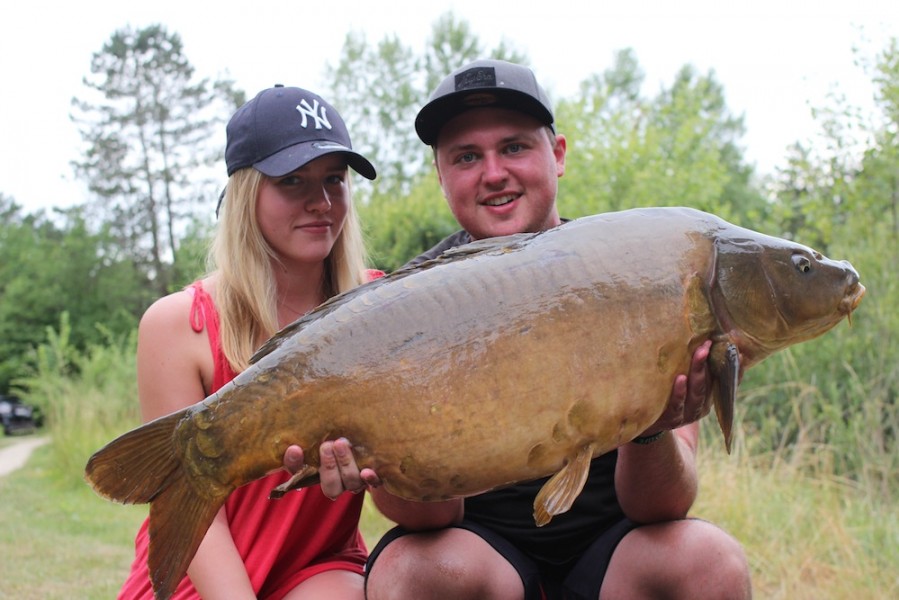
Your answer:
[532,443,596,527]
[709,341,740,454]
[269,465,320,499]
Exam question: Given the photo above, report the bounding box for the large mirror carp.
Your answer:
[85,207,864,600]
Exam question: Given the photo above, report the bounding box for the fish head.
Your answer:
[711,234,865,363]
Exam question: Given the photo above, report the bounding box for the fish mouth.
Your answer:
[840,283,866,324]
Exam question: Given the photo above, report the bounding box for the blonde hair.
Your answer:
[210,167,370,372]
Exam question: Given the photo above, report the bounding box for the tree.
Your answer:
[556,49,763,222]
[322,12,528,198]
[71,24,242,296]
[857,36,899,243]
[323,30,424,197]
[420,12,527,98]
[0,197,150,391]
[359,174,458,271]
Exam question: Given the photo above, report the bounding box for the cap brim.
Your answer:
[254,141,376,180]
[415,89,554,146]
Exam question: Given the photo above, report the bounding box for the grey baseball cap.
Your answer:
[415,59,555,146]
[225,85,376,179]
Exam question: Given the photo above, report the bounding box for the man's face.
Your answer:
[433,107,566,240]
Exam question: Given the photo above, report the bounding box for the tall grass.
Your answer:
[732,232,898,507]
[18,313,141,488]
[697,423,899,598]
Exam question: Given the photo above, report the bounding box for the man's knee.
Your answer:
[365,536,433,599]
[669,520,751,599]
[366,529,524,600]
[603,519,751,599]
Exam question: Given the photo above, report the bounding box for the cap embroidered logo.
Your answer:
[296,98,332,130]
[455,66,497,90]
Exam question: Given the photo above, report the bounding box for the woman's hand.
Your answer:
[283,439,381,500]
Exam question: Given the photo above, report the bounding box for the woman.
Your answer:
[118,85,381,599]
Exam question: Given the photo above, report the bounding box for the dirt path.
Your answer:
[0,436,49,477]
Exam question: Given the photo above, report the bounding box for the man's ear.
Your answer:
[554,134,567,177]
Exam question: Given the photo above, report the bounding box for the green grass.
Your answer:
[0,442,146,599]
[694,437,899,599]
[0,439,394,599]
[2,436,896,599]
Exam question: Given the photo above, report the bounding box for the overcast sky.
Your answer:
[1,0,897,215]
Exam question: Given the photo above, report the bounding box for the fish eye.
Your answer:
[792,254,812,273]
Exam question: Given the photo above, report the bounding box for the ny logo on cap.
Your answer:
[296,99,332,130]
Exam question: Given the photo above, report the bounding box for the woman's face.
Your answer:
[255,153,350,267]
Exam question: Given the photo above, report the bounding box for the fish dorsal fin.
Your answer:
[533,443,596,526]
[439,231,538,259]
[250,260,441,364]
[709,341,740,453]
[250,232,541,365]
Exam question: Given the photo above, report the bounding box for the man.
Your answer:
[292,59,752,599]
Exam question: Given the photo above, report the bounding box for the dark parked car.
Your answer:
[0,394,44,435]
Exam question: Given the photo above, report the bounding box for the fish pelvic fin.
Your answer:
[533,443,596,527]
[84,411,186,503]
[709,341,740,454]
[269,464,320,499]
[147,469,225,600]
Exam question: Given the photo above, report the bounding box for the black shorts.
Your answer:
[365,517,639,600]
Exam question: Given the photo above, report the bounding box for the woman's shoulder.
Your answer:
[139,276,216,331]
[140,288,193,328]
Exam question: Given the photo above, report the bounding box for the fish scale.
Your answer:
[85,207,864,600]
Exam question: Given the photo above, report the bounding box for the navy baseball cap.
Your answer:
[415,59,555,146]
[225,85,376,180]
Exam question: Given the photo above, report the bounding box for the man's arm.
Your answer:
[614,341,712,523]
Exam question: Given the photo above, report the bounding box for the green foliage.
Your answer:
[359,173,458,271]
[17,313,140,487]
[323,30,425,198]
[555,49,765,221]
[170,215,215,292]
[0,198,149,392]
[322,12,529,200]
[71,24,241,296]
[743,36,899,497]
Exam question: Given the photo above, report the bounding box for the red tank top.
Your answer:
[117,278,381,599]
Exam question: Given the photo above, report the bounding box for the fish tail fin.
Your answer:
[85,411,230,600]
[147,470,225,600]
[84,411,186,503]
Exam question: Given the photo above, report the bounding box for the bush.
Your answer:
[17,313,140,488]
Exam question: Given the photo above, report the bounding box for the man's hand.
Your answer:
[283,439,381,500]
[638,340,713,438]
